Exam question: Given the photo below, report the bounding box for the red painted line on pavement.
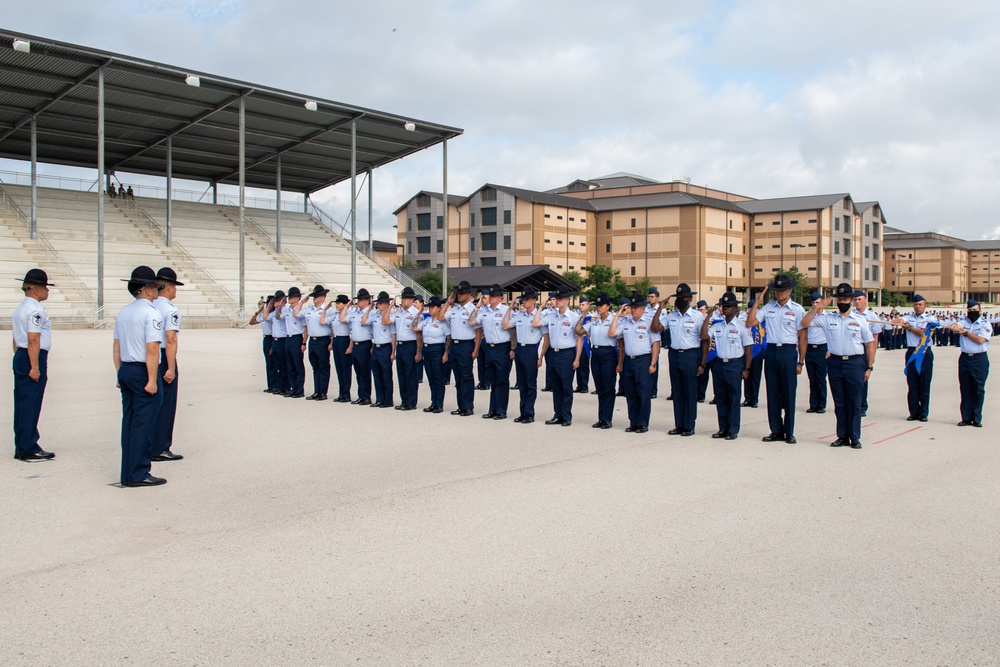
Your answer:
[872,425,922,444]
[819,423,876,439]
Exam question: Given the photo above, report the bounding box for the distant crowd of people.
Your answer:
[107,184,134,200]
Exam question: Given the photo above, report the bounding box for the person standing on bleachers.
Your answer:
[11,269,56,462]
[322,294,353,402]
[118,184,126,199]
[300,285,332,401]
[149,267,184,462]
[113,266,165,487]
[282,287,307,398]
[341,288,374,405]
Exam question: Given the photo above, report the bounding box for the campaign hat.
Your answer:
[670,283,697,298]
[375,291,391,304]
[155,267,184,286]
[19,268,54,286]
[833,283,854,298]
[717,291,739,307]
[308,284,329,297]
[767,274,797,290]
[400,286,416,299]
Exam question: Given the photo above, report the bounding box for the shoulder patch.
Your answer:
[170,312,179,326]
[31,312,42,325]
[153,319,163,330]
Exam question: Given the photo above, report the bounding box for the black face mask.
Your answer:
[968,311,980,322]
[676,298,690,310]
[837,302,852,313]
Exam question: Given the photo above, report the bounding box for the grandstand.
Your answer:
[0,182,410,324]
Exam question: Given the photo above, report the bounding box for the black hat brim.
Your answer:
[309,289,330,297]
[767,281,797,290]
[19,278,55,286]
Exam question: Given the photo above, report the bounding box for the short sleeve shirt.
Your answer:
[153,296,180,349]
[114,299,162,362]
[759,300,806,344]
[707,317,753,360]
[665,308,706,350]
[810,311,874,356]
[541,309,581,351]
[958,316,991,353]
[12,296,51,351]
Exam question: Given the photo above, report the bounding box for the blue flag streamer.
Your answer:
[903,323,940,376]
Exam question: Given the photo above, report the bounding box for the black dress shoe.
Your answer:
[542,387,552,392]
[709,399,716,405]
[379,403,394,408]
[151,450,184,462]
[513,416,525,423]
[785,435,797,444]
[591,390,598,395]
[831,437,849,447]
[634,427,648,434]
[263,388,274,393]
[697,399,705,404]
[482,412,496,419]
[545,417,564,425]
[850,440,862,449]
[625,426,637,433]
[519,416,534,424]
[289,392,305,398]
[600,422,612,429]
[761,433,784,442]
[666,395,673,400]
[724,433,738,440]
[806,407,818,413]
[314,395,327,402]
[433,407,444,414]
[305,393,318,400]
[593,421,605,429]
[574,388,588,394]
[973,422,982,427]
[741,401,753,407]
[400,405,416,411]
[616,391,626,397]
[124,475,167,487]
[817,409,826,414]
[650,394,657,399]
[711,430,727,439]
[680,430,695,437]
[906,415,919,421]
[370,402,383,408]
[861,411,867,417]
[15,450,55,461]
[958,420,972,426]
[458,409,474,417]
[451,409,463,415]
[560,421,572,427]
[395,405,405,410]
[918,417,928,422]
[356,399,371,406]
[492,414,507,420]
[424,407,436,413]
[668,428,683,435]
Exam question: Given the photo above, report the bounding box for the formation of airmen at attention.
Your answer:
[9,268,994,480]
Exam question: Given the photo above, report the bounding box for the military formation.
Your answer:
[10,269,994,478]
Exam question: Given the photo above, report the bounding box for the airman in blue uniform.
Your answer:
[388,286,420,411]
[439,281,479,416]
[952,299,991,427]
[700,292,753,440]
[575,293,618,429]
[113,266,166,487]
[263,291,290,395]
[852,291,885,417]
[652,283,705,436]
[610,292,657,433]
[535,285,582,426]
[250,295,279,393]
[367,291,395,408]
[150,267,184,462]
[299,284,332,401]
[746,274,806,444]
[800,283,875,449]
[11,269,56,462]
[469,283,512,420]
[282,287,307,398]
[322,294,353,402]
[504,287,544,423]
[340,288,374,405]
[415,296,449,413]
[804,292,829,414]
[889,294,939,422]
[575,296,591,394]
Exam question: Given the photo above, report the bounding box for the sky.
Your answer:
[3,0,1000,242]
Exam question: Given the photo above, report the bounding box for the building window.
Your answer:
[580,242,586,247]
[470,213,476,227]
[844,240,851,255]
[470,238,476,252]
[754,245,763,250]
[605,244,611,253]
[865,246,870,259]
[504,261,511,266]
[873,222,880,239]
[557,264,563,269]
[843,262,850,277]
[544,239,550,244]
[808,267,817,272]
[436,240,443,253]
[481,207,497,226]
[790,219,799,225]
[569,217,575,221]
[844,216,851,233]
[865,267,870,281]
[873,243,880,256]
[865,223,870,237]
[631,242,636,252]
[631,218,636,228]
[729,244,733,253]
[630,266,636,276]
[808,243,817,247]
[556,240,563,245]
[556,215,563,220]
[835,218,840,231]
[436,215,443,229]
[834,241,840,255]
[504,210,511,224]
[544,214,551,219]
[809,218,817,224]
[755,268,763,273]
[481,187,497,202]
[834,265,840,278]
[407,218,412,232]
[417,213,431,231]
[481,233,497,251]
[481,257,497,266]
[772,220,780,226]
[772,244,780,249]
[569,266,574,270]
[417,237,430,254]
[437,263,443,269]
[503,235,511,250]
[569,241,575,246]
[605,220,611,230]
[416,194,431,207]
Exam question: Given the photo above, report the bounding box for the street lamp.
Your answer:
[790,243,805,272]
[963,264,971,302]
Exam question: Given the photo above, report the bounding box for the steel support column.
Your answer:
[350,119,357,297]
[275,154,282,253]
[442,138,448,296]
[212,182,217,204]
[166,135,172,246]
[97,67,105,316]
[29,116,36,240]
[367,168,373,258]
[238,96,246,312]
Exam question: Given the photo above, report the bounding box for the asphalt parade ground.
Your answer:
[1,329,998,665]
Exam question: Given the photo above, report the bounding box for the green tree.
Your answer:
[579,264,629,301]
[413,269,454,298]
[561,270,584,290]
[396,259,419,270]
[880,288,909,308]
[766,266,812,304]
[630,276,655,299]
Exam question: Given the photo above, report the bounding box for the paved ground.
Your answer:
[1,329,997,666]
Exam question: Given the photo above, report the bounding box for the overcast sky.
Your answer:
[3,0,1000,242]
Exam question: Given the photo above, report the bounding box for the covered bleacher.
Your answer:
[0,29,462,325]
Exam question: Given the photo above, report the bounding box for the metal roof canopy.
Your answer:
[0,29,462,194]
[407,265,581,294]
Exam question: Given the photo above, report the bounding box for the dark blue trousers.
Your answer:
[351,340,372,402]
[332,336,352,400]
[668,348,699,431]
[514,343,538,418]
[959,353,989,424]
[477,352,487,387]
[712,358,743,434]
[271,337,290,392]
[151,350,178,458]
[828,355,865,441]
[371,343,394,406]
[308,336,331,396]
[548,347,575,421]
[395,340,419,407]
[905,347,933,418]
[763,344,798,436]
[263,335,278,390]
[484,344,512,416]
[423,343,446,409]
[576,346,590,391]
[12,348,47,457]
[805,343,828,410]
[744,352,763,405]
[284,336,305,394]
[623,353,652,428]
[118,362,163,485]
[451,339,475,411]
[544,348,556,391]
[592,346,618,423]
[697,357,714,401]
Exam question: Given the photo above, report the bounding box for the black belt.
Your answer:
[264,334,273,339]
[768,343,794,347]
[374,343,389,348]
[518,342,538,347]
[551,347,572,352]
[591,345,613,348]
[628,353,651,360]
[423,342,445,347]
[486,342,509,347]
[831,354,863,360]
[670,347,698,353]
[335,335,351,339]
[719,357,738,363]
[453,338,475,343]
[309,336,330,340]
[809,343,826,349]
[964,352,986,357]
[353,340,372,345]
[397,339,417,344]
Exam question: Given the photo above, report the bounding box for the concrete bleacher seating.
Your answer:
[0,184,403,326]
